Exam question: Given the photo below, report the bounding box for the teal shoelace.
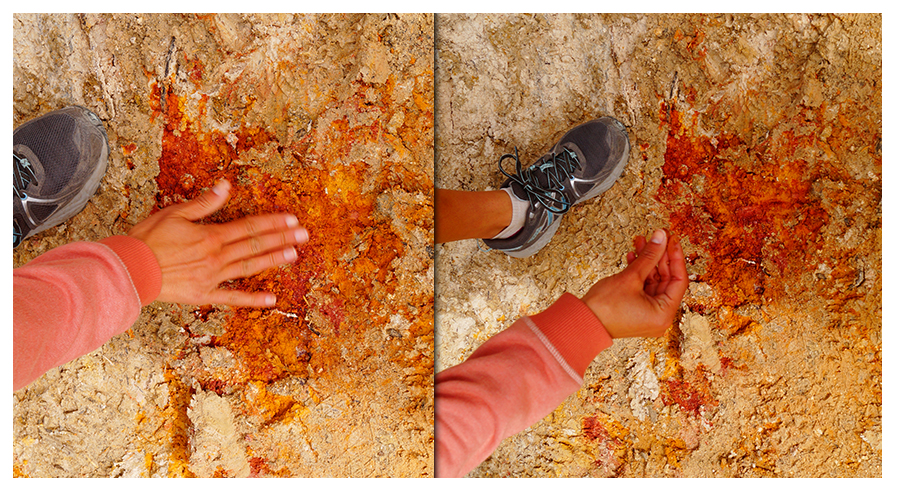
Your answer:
[14,154,36,201]
[497,147,580,215]
[13,154,36,247]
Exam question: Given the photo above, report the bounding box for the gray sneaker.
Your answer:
[483,117,630,258]
[14,106,109,248]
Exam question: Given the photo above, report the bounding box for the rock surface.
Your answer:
[12,12,883,479]
[14,13,434,478]
[435,13,880,477]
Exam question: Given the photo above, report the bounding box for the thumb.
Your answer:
[627,229,667,281]
[175,179,230,221]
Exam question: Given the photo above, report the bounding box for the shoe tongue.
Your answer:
[509,179,530,200]
[556,143,585,173]
[509,169,556,200]
[526,152,569,190]
[504,150,577,210]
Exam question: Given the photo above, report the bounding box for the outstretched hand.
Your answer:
[581,229,688,338]
[128,179,309,307]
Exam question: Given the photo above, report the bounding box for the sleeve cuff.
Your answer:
[528,292,614,376]
[99,235,162,306]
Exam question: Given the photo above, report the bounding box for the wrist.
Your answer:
[580,278,619,338]
[529,293,614,376]
[99,235,162,306]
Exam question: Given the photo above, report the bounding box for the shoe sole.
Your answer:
[497,213,563,258]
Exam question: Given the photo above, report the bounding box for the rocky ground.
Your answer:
[435,13,881,477]
[14,13,434,477]
[12,12,883,479]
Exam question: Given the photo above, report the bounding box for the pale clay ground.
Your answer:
[14,13,434,478]
[12,13,881,478]
[435,13,880,477]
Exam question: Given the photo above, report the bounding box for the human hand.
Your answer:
[581,229,688,339]
[128,179,309,307]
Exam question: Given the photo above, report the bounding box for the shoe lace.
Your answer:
[497,147,580,214]
[13,154,36,248]
[14,153,36,201]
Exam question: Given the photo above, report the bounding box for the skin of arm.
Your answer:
[435,228,688,477]
[128,179,309,307]
[14,179,309,391]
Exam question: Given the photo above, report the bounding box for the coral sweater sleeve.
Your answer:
[434,292,614,478]
[13,235,162,391]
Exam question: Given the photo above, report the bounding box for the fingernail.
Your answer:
[295,228,309,243]
[650,229,666,244]
[286,215,299,227]
[284,247,297,261]
[212,179,230,196]
[265,295,276,307]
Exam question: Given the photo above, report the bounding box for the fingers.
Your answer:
[219,226,309,265]
[632,234,663,295]
[205,288,278,308]
[220,246,299,282]
[667,234,688,282]
[217,212,304,244]
[209,234,304,305]
[658,235,690,310]
[634,235,646,254]
[175,179,232,221]
[656,234,673,285]
[627,229,667,283]
[625,234,655,294]
[626,235,645,265]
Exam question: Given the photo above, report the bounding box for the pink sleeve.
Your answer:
[13,235,162,391]
[435,293,614,477]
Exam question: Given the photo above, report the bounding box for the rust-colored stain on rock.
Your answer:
[144,28,435,475]
[14,14,434,478]
[658,104,829,307]
[436,13,880,478]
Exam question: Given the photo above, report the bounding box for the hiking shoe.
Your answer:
[482,117,630,258]
[14,106,109,248]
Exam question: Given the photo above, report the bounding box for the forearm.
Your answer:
[13,236,161,391]
[435,293,613,477]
